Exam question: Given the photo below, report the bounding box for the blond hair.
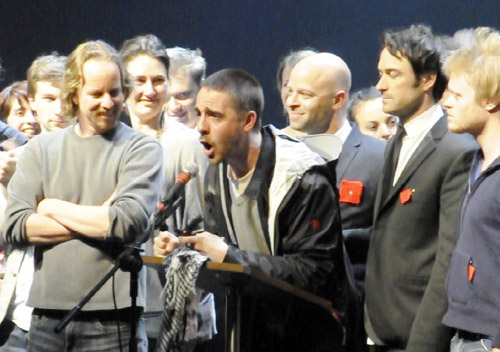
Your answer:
[62,40,130,118]
[445,27,500,102]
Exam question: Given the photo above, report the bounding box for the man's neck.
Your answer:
[283,125,306,137]
[129,112,161,136]
[477,115,500,171]
[228,131,262,179]
[400,95,436,125]
[75,121,113,138]
[324,113,346,135]
[185,117,198,129]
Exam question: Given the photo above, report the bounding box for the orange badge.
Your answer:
[400,188,414,205]
[468,259,475,282]
[339,180,364,205]
[311,219,320,230]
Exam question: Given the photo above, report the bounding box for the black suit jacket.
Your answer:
[336,124,385,286]
[364,114,477,351]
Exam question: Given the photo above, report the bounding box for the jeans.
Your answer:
[450,332,493,352]
[0,320,28,352]
[28,311,148,352]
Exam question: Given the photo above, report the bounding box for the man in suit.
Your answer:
[364,24,477,352]
[285,52,385,294]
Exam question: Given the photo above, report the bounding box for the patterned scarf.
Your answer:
[156,246,208,352]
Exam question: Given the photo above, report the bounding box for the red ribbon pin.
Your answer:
[400,188,414,205]
[468,259,475,282]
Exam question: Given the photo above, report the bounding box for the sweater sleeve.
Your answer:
[3,141,43,247]
[107,136,163,244]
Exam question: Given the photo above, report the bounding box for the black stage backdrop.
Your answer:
[0,0,498,127]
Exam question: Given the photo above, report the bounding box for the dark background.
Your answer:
[0,0,498,128]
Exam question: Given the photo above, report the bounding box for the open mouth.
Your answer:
[200,140,214,158]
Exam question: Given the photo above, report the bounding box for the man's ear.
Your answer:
[421,73,437,93]
[332,90,347,111]
[484,99,500,113]
[72,93,79,106]
[242,111,257,132]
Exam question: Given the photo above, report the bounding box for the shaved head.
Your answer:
[286,52,352,134]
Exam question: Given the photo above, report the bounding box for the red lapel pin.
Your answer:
[400,188,415,205]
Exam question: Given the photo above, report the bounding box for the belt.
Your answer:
[457,329,490,341]
[32,307,142,322]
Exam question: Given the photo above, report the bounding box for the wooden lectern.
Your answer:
[143,256,343,352]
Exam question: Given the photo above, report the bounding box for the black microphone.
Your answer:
[154,163,198,229]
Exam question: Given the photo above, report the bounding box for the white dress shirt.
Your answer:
[393,104,443,185]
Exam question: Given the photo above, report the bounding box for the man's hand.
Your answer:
[25,213,73,244]
[492,348,500,352]
[0,151,18,186]
[153,231,180,256]
[179,231,228,263]
[1,138,23,152]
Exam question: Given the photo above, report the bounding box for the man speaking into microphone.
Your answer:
[154,68,348,351]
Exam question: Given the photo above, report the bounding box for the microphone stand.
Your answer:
[55,199,183,351]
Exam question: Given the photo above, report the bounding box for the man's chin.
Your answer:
[207,156,221,165]
[447,122,464,134]
[95,115,118,132]
[172,114,187,124]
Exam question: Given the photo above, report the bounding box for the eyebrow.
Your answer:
[205,107,224,117]
[447,87,461,96]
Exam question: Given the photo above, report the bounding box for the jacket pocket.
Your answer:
[446,251,472,305]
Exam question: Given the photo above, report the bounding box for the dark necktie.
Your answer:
[383,125,406,191]
[391,125,406,181]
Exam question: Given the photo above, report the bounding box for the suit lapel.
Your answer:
[383,133,436,205]
[336,123,361,182]
[374,135,396,216]
[376,114,448,216]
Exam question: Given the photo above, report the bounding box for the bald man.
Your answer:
[286,53,385,321]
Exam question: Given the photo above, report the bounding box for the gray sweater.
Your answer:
[3,122,163,310]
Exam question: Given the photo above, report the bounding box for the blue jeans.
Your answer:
[0,321,28,352]
[28,311,148,352]
[450,332,493,352]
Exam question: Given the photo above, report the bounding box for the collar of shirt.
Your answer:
[393,104,443,185]
[227,165,256,197]
[403,103,443,141]
[334,118,352,144]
